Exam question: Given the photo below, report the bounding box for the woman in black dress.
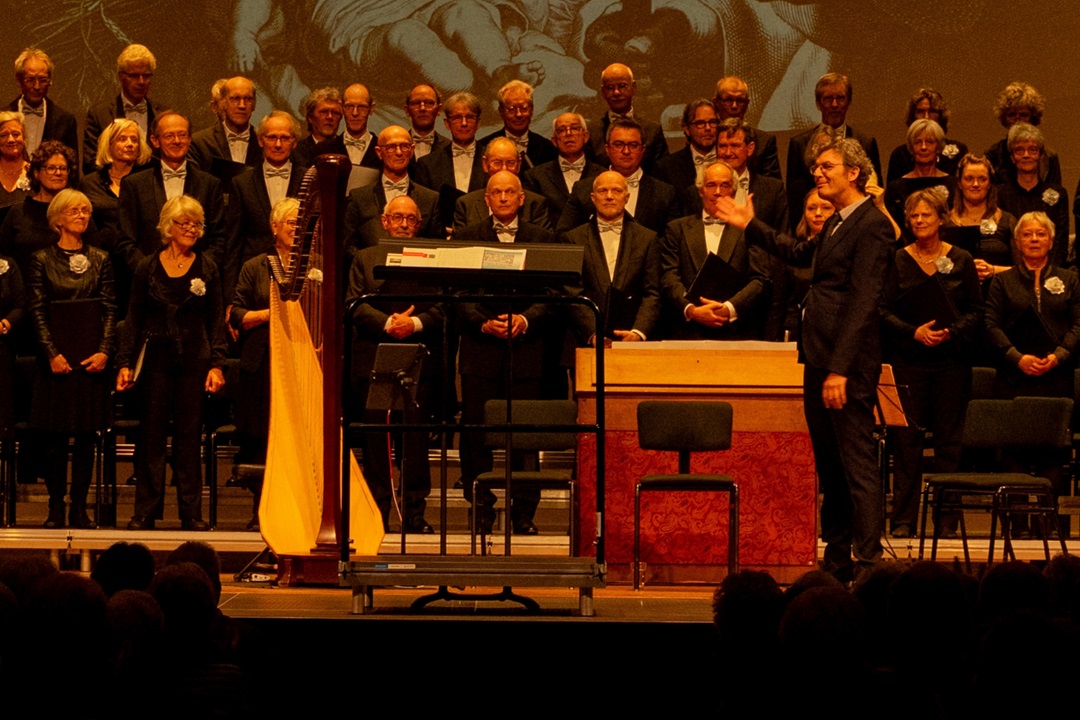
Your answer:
[884,119,955,234]
[116,195,227,531]
[79,119,151,265]
[228,197,298,531]
[885,88,968,186]
[0,140,78,275]
[0,111,30,217]
[27,189,115,528]
[995,123,1069,265]
[945,154,1017,283]
[882,188,983,538]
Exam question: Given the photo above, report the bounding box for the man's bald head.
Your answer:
[381,195,421,238]
[482,137,521,176]
[600,63,636,115]
[484,170,525,223]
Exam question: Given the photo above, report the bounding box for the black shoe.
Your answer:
[127,515,155,531]
[406,517,434,534]
[181,517,210,531]
[469,510,495,536]
[69,510,97,529]
[43,505,65,529]
[245,515,260,532]
[512,519,539,536]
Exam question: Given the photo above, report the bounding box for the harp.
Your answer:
[259,154,384,583]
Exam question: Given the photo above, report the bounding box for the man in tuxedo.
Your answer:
[721,138,892,582]
[557,118,678,235]
[8,48,78,160]
[456,171,555,534]
[318,83,382,192]
[477,80,557,172]
[561,170,660,345]
[414,92,486,231]
[655,99,719,209]
[84,44,161,177]
[117,112,226,272]
[403,84,448,161]
[586,63,669,173]
[346,194,440,534]
[189,76,262,177]
[713,76,781,181]
[343,124,440,253]
[224,111,306,298]
[660,161,770,340]
[522,112,604,221]
[452,137,550,232]
[292,87,342,168]
[716,119,788,231]
[786,72,881,232]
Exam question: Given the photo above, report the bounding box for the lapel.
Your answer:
[286,166,305,196]
[817,198,866,264]
[211,124,230,158]
[251,169,273,221]
[717,224,739,263]
[586,220,612,295]
[689,217,709,273]
[150,164,167,213]
[182,163,201,197]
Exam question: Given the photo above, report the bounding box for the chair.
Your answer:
[634,401,739,590]
[472,399,578,553]
[918,397,1072,571]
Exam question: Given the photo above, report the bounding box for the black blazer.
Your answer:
[116,161,227,272]
[223,165,306,297]
[677,173,788,233]
[786,125,881,232]
[229,253,271,373]
[746,197,893,376]
[6,96,78,163]
[413,143,486,194]
[654,146,698,194]
[316,131,383,172]
[477,128,558,171]
[556,174,679,235]
[406,132,451,175]
[84,94,163,177]
[748,127,781,181]
[452,188,551,233]
[560,214,660,342]
[189,122,264,174]
[343,180,441,254]
[585,114,669,173]
[522,157,604,220]
[660,215,771,340]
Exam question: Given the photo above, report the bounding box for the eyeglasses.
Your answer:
[226,95,255,105]
[602,82,632,93]
[502,104,531,115]
[407,99,437,109]
[690,119,720,129]
[485,158,519,171]
[62,207,91,217]
[380,142,413,154]
[158,132,189,142]
[718,95,749,106]
[174,220,205,233]
[608,141,642,152]
[42,164,69,175]
[447,114,478,124]
[386,213,420,226]
[21,75,50,87]
[810,161,842,174]
[554,126,585,137]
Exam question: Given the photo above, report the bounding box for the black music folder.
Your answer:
[604,286,639,337]
[50,298,103,364]
[684,252,749,305]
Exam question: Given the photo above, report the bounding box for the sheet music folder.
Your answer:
[685,252,749,305]
[372,238,583,290]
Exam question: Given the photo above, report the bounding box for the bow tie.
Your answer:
[226,128,250,144]
[598,221,622,234]
[383,179,409,194]
[162,167,186,182]
[694,153,717,166]
[560,157,585,173]
[625,176,640,188]
[739,176,750,190]
[411,132,433,147]
[493,221,516,236]
[703,215,725,225]
[21,104,43,117]
[124,101,147,115]
[265,167,290,179]
[452,145,475,158]
[508,136,528,152]
[344,134,367,150]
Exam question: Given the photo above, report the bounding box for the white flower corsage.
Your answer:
[69,253,89,274]
[306,268,323,283]
[15,172,29,191]
[979,218,998,235]
[935,256,954,274]
[1042,188,1060,206]
[1044,276,1066,295]
[941,144,959,159]
[0,258,9,276]
[190,277,206,296]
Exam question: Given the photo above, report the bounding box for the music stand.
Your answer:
[367,343,428,552]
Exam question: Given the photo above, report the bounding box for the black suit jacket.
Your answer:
[660,215,771,339]
[477,128,558,171]
[452,187,551,233]
[343,180,441,254]
[561,214,660,342]
[654,146,698,194]
[748,127,781,181]
[84,95,162,177]
[746,197,893,376]
[407,131,451,174]
[413,143,486,194]
[116,161,227,272]
[317,131,383,171]
[6,96,78,162]
[586,114,669,173]
[522,157,605,221]
[189,123,264,176]
[557,174,679,235]
[786,125,881,232]
[223,165,305,297]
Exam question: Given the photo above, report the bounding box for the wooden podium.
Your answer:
[575,341,818,584]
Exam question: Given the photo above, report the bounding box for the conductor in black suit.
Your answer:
[713,76,781,181]
[557,118,679,235]
[477,80,557,172]
[84,44,162,177]
[522,112,604,222]
[660,161,770,340]
[586,63,669,173]
[456,171,555,535]
[786,73,881,233]
[562,170,660,345]
[720,138,893,582]
[8,48,78,161]
[189,76,262,175]
[117,112,226,273]
[344,125,440,253]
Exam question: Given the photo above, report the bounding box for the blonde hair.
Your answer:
[46,189,91,231]
[157,195,205,244]
[270,197,300,226]
[96,118,152,169]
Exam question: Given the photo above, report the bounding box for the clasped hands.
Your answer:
[1018,353,1059,376]
[481,313,526,339]
[50,352,109,375]
[914,320,950,347]
[386,305,417,339]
